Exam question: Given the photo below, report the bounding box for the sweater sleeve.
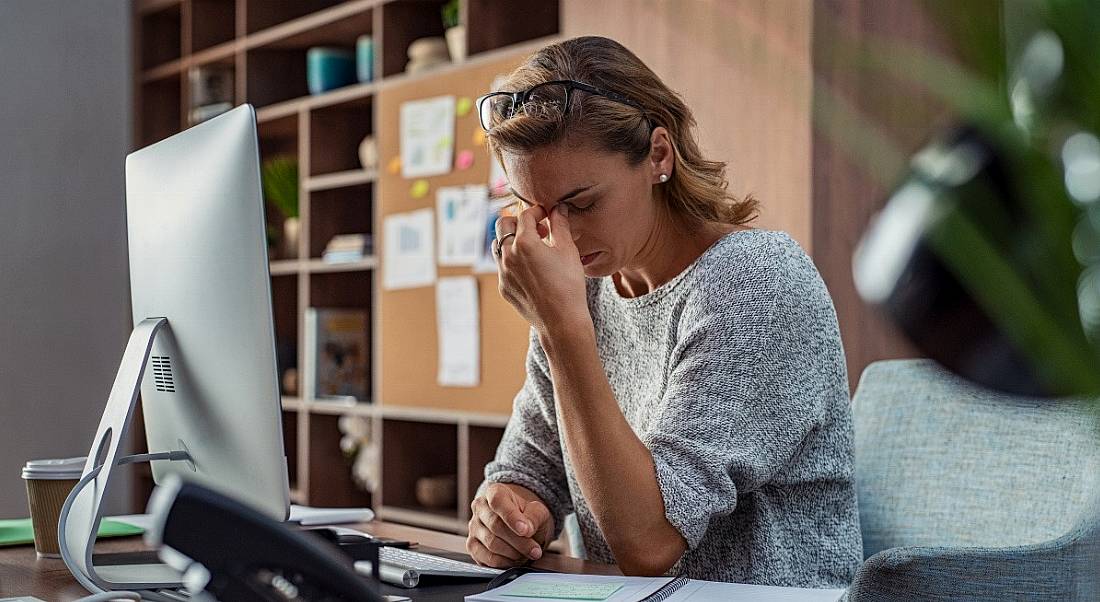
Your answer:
[642,244,844,550]
[482,329,572,538]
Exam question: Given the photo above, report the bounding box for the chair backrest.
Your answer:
[852,359,1100,558]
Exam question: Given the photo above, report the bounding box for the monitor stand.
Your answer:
[59,317,191,593]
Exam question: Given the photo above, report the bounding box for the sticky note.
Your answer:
[387,156,402,175]
[410,179,430,199]
[502,580,624,600]
[456,96,474,117]
[456,150,475,170]
[473,129,487,145]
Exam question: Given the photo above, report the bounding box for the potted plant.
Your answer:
[442,0,465,62]
[261,156,300,260]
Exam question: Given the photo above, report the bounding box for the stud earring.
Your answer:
[659,174,669,183]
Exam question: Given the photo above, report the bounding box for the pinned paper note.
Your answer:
[473,198,512,274]
[436,276,479,387]
[473,129,487,146]
[383,209,436,290]
[387,156,402,174]
[437,185,488,266]
[400,95,456,178]
[456,149,475,171]
[410,179,430,199]
[456,96,473,117]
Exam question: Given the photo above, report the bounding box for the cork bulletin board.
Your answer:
[378,51,533,414]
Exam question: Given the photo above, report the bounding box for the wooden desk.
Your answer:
[0,520,618,601]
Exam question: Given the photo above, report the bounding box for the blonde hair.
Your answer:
[487,36,757,227]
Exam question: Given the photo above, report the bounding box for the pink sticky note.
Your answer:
[456,150,475,171]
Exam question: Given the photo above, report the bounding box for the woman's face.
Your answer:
[501,136,668,278]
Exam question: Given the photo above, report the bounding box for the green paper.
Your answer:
[0,518,144,547]
[501,580,624,600]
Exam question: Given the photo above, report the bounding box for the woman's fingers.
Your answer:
[466,535,522,568]
[476,496,543,559]
[515,205,548,244]
[495,215,518,239]
[467,515,525,561]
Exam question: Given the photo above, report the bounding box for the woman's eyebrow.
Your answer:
[509,184,595,207]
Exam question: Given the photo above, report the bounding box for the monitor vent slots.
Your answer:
[152,355,176,393]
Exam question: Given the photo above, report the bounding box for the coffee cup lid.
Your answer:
[22,456,86,480]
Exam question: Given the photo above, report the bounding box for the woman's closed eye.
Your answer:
[563,198,597,213]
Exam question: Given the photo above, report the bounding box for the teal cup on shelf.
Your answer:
[356,35,374,83]
[306,47,356,95]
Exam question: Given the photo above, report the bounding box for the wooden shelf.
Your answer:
[306,257,378,273]
[308,398,376,415]
[378,505,464,532]
[246,0,378,51]
[305,169,377,191]
[142,58,185,83]
[132,0,560,531]
[269,259,302,275]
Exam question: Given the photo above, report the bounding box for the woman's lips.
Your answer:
[580,252,601,266]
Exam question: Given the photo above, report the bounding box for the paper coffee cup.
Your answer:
[22,457,85,558]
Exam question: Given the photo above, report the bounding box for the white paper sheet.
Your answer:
[436,276,480,387]
[662,581,845,602]
[400,95,456,178]
[437,185,489,266]
[465,574,671,602]
[473,199,512,274]
[383,209,436,290]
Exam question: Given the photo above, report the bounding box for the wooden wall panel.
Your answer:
[562,0,814,251]
[811,0,962,388]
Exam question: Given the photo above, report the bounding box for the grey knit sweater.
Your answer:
[484,229,862,588]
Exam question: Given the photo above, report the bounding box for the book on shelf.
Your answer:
[304,308,370,402]
[322,233,373,263]
[188,64,234,126]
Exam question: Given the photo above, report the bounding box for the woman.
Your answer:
[467,36,862,588]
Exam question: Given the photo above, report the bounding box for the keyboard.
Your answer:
[354,546,503,588]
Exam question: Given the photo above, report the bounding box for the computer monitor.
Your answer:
[60,104,289,591]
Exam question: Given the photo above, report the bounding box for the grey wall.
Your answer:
[0,1,133,517]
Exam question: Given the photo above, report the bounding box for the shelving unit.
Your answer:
[132,0,559,534]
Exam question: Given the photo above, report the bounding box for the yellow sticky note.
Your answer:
[472,129,487,145]
[387,156,402,175]
[410,179,430,199]
[456,96,474,117]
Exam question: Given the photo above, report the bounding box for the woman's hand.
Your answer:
[466,483,555,568]
[495,205,590,338]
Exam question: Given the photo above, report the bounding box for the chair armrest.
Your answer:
[845,521,1100,601]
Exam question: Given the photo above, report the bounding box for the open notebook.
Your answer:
[465,573,846,602]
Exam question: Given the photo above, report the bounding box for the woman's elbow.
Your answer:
[615,535,686,576]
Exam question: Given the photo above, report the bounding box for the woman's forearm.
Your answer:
[538,324,687,575]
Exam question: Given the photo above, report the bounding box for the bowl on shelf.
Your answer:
[415,474,457,509]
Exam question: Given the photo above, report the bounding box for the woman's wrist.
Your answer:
[536,315,595,357]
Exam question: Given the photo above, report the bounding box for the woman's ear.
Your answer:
[649,126,674,184]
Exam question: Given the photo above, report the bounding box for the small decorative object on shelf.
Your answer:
[188,64,234,125]
[338,415,378,494]
[322,233,373,263]
[261,156,300,260]
[405,37,450,75]
[306,46,356,95]
[442,0,465,63]
[305,308,369,401]
[356,34,375,83]
[282,367,299,397]
[358,135,378,171]
[415,474,457,510]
